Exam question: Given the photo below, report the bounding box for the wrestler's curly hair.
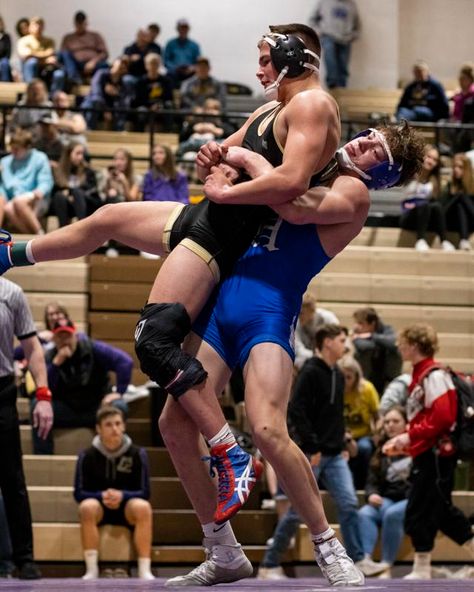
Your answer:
[377,120,425,186]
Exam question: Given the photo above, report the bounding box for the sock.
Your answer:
[10,241,35,266]
[138,557,154,580]
[312,527,335,544]
[208,424,236,448]
[202,521,238,546]
[82,549,98,579]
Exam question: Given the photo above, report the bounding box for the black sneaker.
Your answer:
[18,561,41,579]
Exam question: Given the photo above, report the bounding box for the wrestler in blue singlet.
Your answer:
[193,214,331,369]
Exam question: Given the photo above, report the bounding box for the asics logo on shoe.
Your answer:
[234,456,256,503]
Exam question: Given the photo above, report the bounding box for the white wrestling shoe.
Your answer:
[165,538,253,587]
[314,535,365,586]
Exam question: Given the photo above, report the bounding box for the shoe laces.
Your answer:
[202,453,231,502]
[0,229,12,245]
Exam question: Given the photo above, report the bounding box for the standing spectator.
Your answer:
[396,61,449,122]
[17,16,65,95]
[52,142,101,227]
[351,307,402,395]
[52,90,88,146]
[180,57,226,110]
[0,276,53,579]
[0,129,53,234]
[123,28,161,80]
[74,406,154,580]
[441,152,474,250]
[258,325,381,580]
[340,356,379,489]
[164,18,201,87]
[100,148,141,205]
[383,324,474,579]
[0,16,12,81]
[81,56,135,131]
[10,79,52,136]
[358,406,412,579]
[142,144,188,203]
[60,11,108,85]
[31,317,132,454]
[400,144,455,251]
[310,0,360,88]
[133,53,173,132]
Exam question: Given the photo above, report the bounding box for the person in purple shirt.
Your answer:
[142,144,188,203]
[31,317,133,454]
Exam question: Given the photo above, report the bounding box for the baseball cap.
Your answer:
[52,318,76,334]
[177,18,190,27]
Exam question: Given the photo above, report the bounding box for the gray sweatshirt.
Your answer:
[311,0,361,44]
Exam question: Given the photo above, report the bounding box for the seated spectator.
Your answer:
[52,90,88,146]
[340,356,379,489]
[123,28,161,79]
[31,317,132,454]
[81,56,135,131]
[0,15,12,81]
[10,78,53,136]
[73,405,154,580]
[451,64,474,152]
[40,301,75,346]
[351,307,402,395]
[180,56,226,110]
[147,23,161,50]
[99,148,141,204]
[396,61,449,122]
[358,406,412,579]
[133,53,173,132]
[294,293,339,370]
[142,144,188,203]
[15,18,29,39]
[17,16,65,95]
[34,113,63,163]
[400,144,455,251]
[0,129,53,233]
[52,142,101,227]
[440,153,474,250]
[379,373,410,414]
[164,18,201,87]
[60,11,108,85]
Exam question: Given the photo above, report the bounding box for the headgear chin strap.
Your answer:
[337,128,403,190]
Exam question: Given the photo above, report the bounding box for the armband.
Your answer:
[36,386,52,402]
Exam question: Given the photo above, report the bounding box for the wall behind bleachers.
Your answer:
[4,1,472,95]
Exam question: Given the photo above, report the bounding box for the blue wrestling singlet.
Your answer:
[193,215,331,369]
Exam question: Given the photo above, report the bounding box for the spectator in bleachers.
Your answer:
[383,324,474,579]
[400,144,455,251]
[142,144,188,203]
[340,355,379,489]
[10,78,52,136]
[147,23,161,48]
[40,302,74,346]
[52,90,87,146]
[396,61,449,123]
[294,293,339,370]
[31,317,132,454]
[60,11,108,85]
[440,152,474,250]
[123,28,161,80]
[358,406,411,579]
[0,16,12,81]
[451,64,474,153]
[133,53,173,132]
[34,113,64,163]
[52,142,101,227]
[379,373,410,414]
[17,16,65,95]
[74,405,154,580]
[164,18,201,88]
[15,18,29,40]
[100,148,141,204]
[180,56,226,110]
[310,0,360,88]
[351,307,402,396]
[81,55,135,131]
[0,129,53,234]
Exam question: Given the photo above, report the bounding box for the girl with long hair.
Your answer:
[441,153,474,250]
[142,144,188,203]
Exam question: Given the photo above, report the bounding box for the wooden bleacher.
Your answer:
[331,88,402,120]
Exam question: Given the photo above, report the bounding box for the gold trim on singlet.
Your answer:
[272,108,285,155]
[179,238,220,284]
[257,103,282,137]
[162,203,186,253]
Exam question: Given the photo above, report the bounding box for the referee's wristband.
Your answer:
[36,386,52,402]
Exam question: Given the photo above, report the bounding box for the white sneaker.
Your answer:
[139,251,161,260]
[105,247,119,258]
[165,539,252,587]
[441,240,456,251]
[377,567,392,579]
[257,566,288,580]
[314,536,365,586]
[452,565,474,579]
[459,239,472,251]
[415,238,430,251]
[356,556,390,576]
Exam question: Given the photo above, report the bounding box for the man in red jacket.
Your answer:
[384,324,473,579]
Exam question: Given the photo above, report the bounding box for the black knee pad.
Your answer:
[135,302,207,399]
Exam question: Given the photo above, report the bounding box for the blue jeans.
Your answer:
[349,436,374,489]
[59,51,108,83]
[396,106,435,122]
[321,35,351,88]
[0,57,12,82]
[261,453,364,567]
[358,498,408,564]
[22,57,65,94]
